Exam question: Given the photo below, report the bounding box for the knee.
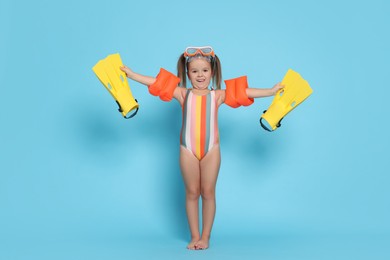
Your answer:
[201,187,215,201]
[186,188,200,200]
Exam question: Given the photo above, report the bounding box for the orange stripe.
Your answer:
[200,95,207,159]
[195,96,201,159]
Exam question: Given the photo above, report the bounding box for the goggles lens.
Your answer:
[200,47,213,54]
[186,48,198,55]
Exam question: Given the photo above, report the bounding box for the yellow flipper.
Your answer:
[260,69,313,131]
[92,53,139,118]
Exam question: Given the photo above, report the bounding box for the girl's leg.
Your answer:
[179,145,201,249]
[196,145,221,249]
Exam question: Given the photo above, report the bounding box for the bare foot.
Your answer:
[187,238,200,250]
[195,238,209,250]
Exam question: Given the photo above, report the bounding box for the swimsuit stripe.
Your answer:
[204,93,211,157]
[195,95,202,159]
[200,95,207,159]
[185,91,193,152]
[208,91,215,151]
[188,92,196,151]
[181,90,190,147]
[213,91,219,145]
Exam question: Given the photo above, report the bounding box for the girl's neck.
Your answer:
[191,88,210,96]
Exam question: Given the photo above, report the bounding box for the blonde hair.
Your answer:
[177,53,222,89]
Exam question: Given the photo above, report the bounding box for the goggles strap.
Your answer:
[186,54,213,63]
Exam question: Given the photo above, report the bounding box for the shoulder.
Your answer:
[214,89,226,106]
[173,87,188,105]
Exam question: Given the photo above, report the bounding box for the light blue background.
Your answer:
[1,0,389,259]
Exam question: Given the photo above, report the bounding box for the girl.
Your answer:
[120,46,283,250]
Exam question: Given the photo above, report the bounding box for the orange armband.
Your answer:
[224,76,254,108]
[148,68,180,101]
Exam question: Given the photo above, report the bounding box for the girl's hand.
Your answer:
[120,65,134,79]
[271,82,284,95]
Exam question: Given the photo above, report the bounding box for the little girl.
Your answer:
[120,46,283,250]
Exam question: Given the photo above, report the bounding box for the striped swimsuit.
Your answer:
[180,89,219,160]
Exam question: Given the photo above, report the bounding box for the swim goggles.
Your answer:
[184,46,215,58]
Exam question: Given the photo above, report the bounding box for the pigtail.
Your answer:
[177,54,187,88]
[212,55,222,90]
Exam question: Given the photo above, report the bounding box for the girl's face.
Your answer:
[187,58,212,90]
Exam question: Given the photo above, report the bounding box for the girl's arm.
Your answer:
[246,82,284,98]
[217,83,284,107]
[120,65,156,86]
[121,65,186,104]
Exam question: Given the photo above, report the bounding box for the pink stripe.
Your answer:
[213,92,219,145]
[208,92,214,150]
[184,93,192,150]
[190,93,197,154]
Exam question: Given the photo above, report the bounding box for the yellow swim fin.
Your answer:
[92,53,139,118]
[260,69,313,131]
